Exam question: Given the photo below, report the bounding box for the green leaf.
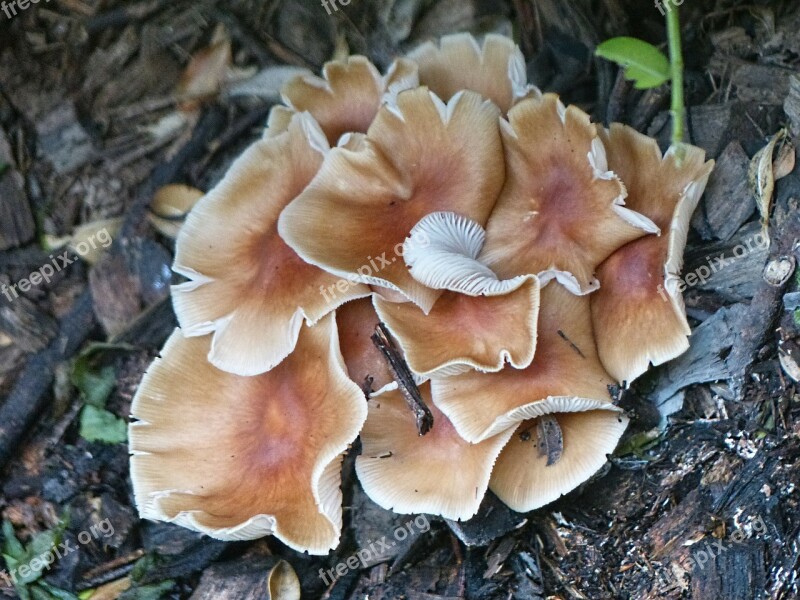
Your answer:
[615,428,663,457]
[0,162,9,177]
[71,362,116,408]
[595,37,671,89]
[36,581,81,600]
[70,343,132,408]
[79,405,128,444]
[2,520,26,560]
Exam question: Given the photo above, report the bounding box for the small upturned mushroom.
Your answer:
[129,314,366,554]
[355,382,515,520]
[590,124,714,384]
[278,87,505,312]
[171,112,370,376]
[430,283,616,443]
[408,33,534,113]
[479,94,659,294]
[489,407,629,512]
[374,211,541,377]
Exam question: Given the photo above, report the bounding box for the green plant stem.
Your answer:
[666,5,685,152]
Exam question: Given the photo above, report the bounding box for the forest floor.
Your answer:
[1,0,800,598]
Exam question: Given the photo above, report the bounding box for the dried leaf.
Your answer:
[267,561,301,600]
[536,415,563,466]
[779,349,800,383]
[70,218,121,264]
[149,184,205,238]
[45,218,121,265]
[749,128,791,243]
[176,24,233,109]
[83,577,132,600]
[773,138,796,180]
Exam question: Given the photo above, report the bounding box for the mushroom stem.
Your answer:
[371,323,434,435]
[666,4,686,159]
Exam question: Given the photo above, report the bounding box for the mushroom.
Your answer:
[282,55,418,145]
[171,112,370,376]
[278,87,505,313]
[374,211,541,377]
[355,382,515,520]
[407,32,535,113]
[129,313,366,554]
[590,124,714,384]
[479,94,659,295]
[489,407,629,512]
[430,283,616,443]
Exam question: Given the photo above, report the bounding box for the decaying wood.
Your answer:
[0,289,95,470]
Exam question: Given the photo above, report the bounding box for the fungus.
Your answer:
[281,56,418,145]
[374,211,540,377]
[129,33,713,545]
[407,33,534,112]
[431,284,616,443]
[356,382,515,520]
[590,124,714,384]
[489,408,629,512]
[130,314,366,554]
[171,112,370,376]
[278,86,505,313]
[479,94,659,294]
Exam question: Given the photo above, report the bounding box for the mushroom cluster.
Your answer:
[130,33,714,554]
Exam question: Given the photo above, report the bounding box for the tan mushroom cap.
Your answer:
[336,296,394,395]
[278,87,505,313]
[490,408,629,513]
[282,55,418,145]
[356,382,515,521]
[479,94,658,295]
[407,32,534,113]
[129,314,366,554]
[591,124,714,384]
[431,283,615,443]
[172,112,369,376]
[374,280,539,377]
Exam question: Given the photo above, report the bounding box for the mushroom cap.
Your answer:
[129,313,366,554]
[374,282,539,377]
[431,283,615,443]
[172,112,370,376]
[591,124,714,383]
[282,55,419,145]
[490,408,629,512]
[407,32,535,113]
[278,87,505,313]
[336,296,395,395]
[355,382,515,521]
[478,94,658,295]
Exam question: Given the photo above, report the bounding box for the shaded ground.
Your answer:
[1,0,800,598]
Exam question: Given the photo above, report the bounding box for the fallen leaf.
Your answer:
[749,128,792,243]
[149,184,205,238]
[177,24,233,110]
[82,577,132,600]
[268,560,301,600]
